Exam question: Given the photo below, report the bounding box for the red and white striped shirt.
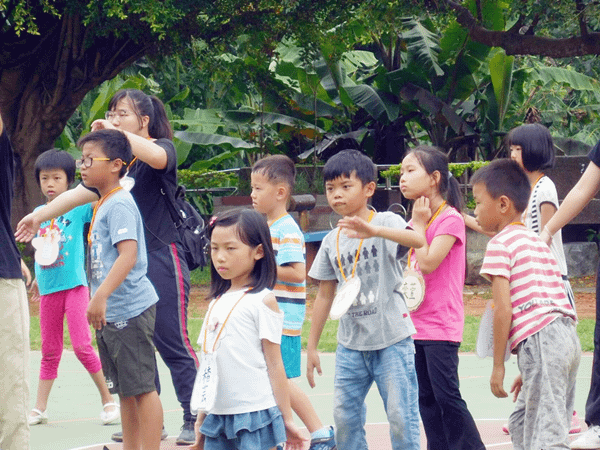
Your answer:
[480,224,576,352]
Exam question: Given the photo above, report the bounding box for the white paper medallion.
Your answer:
[400,269,425,312]
[330,277,361,319]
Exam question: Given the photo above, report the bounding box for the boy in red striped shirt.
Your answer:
[472,159,579,450]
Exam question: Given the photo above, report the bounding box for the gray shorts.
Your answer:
[96,305,157,398]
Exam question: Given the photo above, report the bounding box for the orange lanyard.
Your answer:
[87,186,123,246]
[42,219,55,237]
[268,213,288,227]
[203,290,248,353]
[407,200,447,268]
[336,210,375,282]
[509,222,525,227]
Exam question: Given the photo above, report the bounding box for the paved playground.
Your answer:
[27,349,593,449]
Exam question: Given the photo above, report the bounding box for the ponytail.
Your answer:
[148,95,173,140]
[408,145,463,212]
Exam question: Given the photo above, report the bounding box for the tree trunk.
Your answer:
[0,14,151,229]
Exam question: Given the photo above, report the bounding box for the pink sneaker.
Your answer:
[502,423,509,435]
[571,411,582,434]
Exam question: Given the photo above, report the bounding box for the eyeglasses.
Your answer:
[76,157,111,169]
[105,110,134,121]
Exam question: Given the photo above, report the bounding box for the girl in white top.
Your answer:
[190,208,305,450]
[508,123,575,309]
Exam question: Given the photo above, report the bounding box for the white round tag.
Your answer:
[330,277,361,319]
[32,233,60,266]
[400,269,425,312]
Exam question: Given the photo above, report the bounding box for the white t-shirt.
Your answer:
[523,175,568,277]
[198,288,283,415]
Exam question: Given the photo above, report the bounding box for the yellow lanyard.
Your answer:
[336,210,375,282]
[203,290,248,353]
[509,222,525,227]
[42,219,55,237]
[87,186,123,246]
[407,200,447,268]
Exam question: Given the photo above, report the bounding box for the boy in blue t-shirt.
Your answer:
[28,149,118,427]
[251,155,335,449]
[77,129,162,449]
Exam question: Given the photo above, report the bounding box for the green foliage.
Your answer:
[381,161,490,182]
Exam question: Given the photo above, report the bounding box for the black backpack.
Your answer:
[162,183,210,271]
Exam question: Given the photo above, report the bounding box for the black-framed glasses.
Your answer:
[76,157,111,169]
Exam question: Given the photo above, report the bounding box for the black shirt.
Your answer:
[0,131,23,278]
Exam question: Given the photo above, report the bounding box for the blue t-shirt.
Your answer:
[89,189,158,322]
[34,204,92,295]
[270,214,306,334]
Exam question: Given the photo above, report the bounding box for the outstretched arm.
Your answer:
[542,161,600,242]
[337,216,425,249]
[15,183,98,242]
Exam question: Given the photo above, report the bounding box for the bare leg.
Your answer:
[32,379,55,414]
[136,391,163,450]
[289,380,322,433]
[90,369,115,409]
[120,395,141,450]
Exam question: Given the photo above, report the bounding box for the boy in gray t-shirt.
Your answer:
[306,150,424,450]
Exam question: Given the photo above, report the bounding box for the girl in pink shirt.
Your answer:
[400,146,484,450]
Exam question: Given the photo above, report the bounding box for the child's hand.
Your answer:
[90,119,116,132]
[15,213,42,243]
[490,365,508,398]
[338,216,376,239]
[29,279,40,302]
[87,295,107,330]
[509,373,523,402]
[21,260,32,287]
[284,420,308,450]
[306,349,322,389]
[412,196,431,228]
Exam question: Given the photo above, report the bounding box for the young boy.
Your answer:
[28,149,117,426]
[77,129,163,450]
[306,149,425,450]
[251,155,336,449]
[472,159,580,450]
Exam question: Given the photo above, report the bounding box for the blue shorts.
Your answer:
[281,335,301,379]
[200,406,285,450]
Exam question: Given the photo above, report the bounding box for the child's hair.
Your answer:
[77,129,133,178]
[506,123,555,172]
[323,149,377,185]
[470,159,530,213]
[34,149,76,186]
[407,145,463,211]
[207,208,277,299]
[108,89,174,140]
[252,154,296,193]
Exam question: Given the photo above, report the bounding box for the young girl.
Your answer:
[400,146,485,450]
[190,209,305,450]
[28,149,118,426]
[504,123,580,436]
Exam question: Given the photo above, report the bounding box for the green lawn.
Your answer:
[29,313,595,353]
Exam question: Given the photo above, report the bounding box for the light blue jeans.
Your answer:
[333,338,420,450]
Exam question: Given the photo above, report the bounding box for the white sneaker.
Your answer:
[571,425,600,449]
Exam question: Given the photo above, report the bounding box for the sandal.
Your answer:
[100,402,120,425]
[28,408,48,425]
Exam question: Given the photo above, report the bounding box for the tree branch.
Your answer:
[447,0,600,57]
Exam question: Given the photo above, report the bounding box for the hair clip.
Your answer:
[209,215,217,226]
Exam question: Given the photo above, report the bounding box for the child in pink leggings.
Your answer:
[28,149,118,426]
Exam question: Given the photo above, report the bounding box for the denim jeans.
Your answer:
[333,338,420,450]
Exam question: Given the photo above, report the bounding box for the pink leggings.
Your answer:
[39,285,102,380]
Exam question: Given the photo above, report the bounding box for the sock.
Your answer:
[311,426,332,440]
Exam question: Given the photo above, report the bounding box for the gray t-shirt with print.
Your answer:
[308,211,416,351]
